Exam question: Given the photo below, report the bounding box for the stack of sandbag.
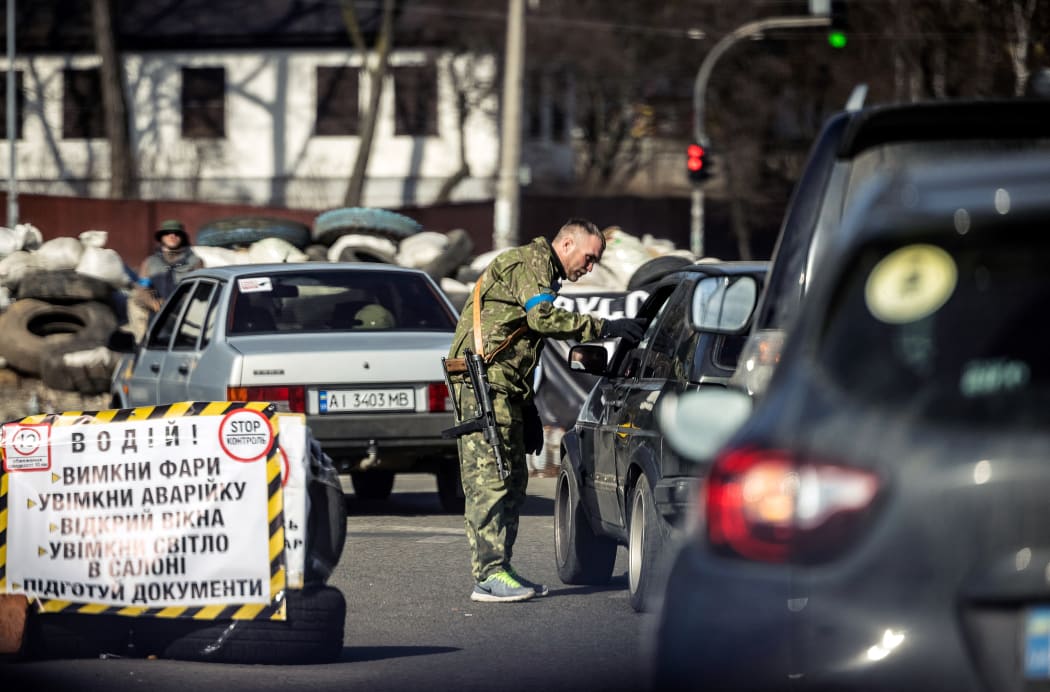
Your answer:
[0,227,129,395]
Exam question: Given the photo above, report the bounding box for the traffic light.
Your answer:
[828,0,847,49]
[687,143,711,183]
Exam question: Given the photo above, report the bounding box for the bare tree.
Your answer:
[340,0,396,207]
[92,0,137,199]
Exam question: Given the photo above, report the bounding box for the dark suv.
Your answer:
[553,261,766,611]
[734,98,1050,398]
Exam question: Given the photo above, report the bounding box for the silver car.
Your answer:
[110,262,463,511]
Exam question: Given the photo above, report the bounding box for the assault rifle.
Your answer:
[441,349,509,480]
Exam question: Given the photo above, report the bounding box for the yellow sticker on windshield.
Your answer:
[864,244,957,324]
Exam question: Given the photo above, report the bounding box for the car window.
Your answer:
[818,235,1050,428]
[200,283,222,349]
[609,283,676,378]
[641,283,691,380]
[146,282,194,351]
[228,269,456,335]
[172,281,217,351]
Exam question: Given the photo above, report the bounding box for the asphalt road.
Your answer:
[2,472,654,692]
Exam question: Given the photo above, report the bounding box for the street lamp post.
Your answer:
[6,0,17,229]
[690,15,830,257]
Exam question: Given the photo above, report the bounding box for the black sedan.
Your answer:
[651,153,1050,691]
[553,261,767,611]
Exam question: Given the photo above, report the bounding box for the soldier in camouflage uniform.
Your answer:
[447,218,646,602]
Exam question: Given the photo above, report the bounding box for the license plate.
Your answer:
[1024,607,1050,679]
[320,388,415,413]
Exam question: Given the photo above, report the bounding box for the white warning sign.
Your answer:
[1,408,278,609]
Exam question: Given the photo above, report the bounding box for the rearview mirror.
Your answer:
[106,329,138,354]
[567,344,608,376]
[691,276,758,333]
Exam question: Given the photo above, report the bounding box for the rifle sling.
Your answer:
[471,271,529,364]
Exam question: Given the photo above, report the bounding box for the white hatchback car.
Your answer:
[110,262,463,511]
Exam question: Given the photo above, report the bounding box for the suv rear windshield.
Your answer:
[818,235,1050,427]
[229,269,457,335]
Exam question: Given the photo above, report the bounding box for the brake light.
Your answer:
[428,383,451,412]
[227,386,305,413]
[706,447,879,563]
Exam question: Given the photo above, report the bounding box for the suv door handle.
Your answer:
[150,363,160,373]
[177,364,189,375]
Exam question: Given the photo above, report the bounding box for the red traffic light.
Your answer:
[687,143,710,181]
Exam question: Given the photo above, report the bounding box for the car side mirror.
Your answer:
[691,276,759,333]
[657,388,753,464]
[107,329,139,354]
[568,344,608,376]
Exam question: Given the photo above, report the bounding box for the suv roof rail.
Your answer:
[845,84,867,112]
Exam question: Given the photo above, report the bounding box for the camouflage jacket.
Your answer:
[448,237,606,402]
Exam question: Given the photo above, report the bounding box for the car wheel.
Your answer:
[554,463,617,585]
[350,470,395,501]
[436,460,465,514]
[628,474,668,612]
[157,586,345,664]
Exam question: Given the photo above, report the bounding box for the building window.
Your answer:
[182,67,225,138]
[394,65,438,136]
[0,71,24,140]
[527,69,568,142]
[316,66,359,136]
[63,68,104,139]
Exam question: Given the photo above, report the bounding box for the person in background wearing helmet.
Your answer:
[354,303,395,329]
[129,219,204,338]
[446,218,647,603]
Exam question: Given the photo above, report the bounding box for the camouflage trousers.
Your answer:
[453,381,529,583]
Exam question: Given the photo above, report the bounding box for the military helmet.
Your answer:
[354,304,394,329]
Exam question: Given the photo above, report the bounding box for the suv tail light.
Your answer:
[227,386,305,413]
[428,383,451,412]
[705,446,880,563]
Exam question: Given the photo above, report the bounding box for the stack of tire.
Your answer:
[313,207,473,285]
[0,235,126,396]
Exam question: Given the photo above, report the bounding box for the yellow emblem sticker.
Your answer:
[864,244,957,324]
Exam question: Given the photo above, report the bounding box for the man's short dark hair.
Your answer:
[557,218,606,252]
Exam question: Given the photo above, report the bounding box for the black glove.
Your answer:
[523,402,545,455]
[600,317,646,341]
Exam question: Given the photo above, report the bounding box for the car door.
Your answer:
[612,282,694,518]
[126,282,195,405]
[592,284,678,532]
[157,280,221,405]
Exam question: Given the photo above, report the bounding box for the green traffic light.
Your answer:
[828,30,847,49]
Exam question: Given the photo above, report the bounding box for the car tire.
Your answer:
[157,586,346,664]
[350,470,395,501]
[627,474,668,612]
[554,463,617,585]
[17,269,114,303]
[0,299,118,377]
[312,207,422,246]
[436,460,466,514]
[626,255,694,290]
[195,217,312,250]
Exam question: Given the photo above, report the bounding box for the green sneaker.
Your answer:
[471,570,535,603]
[507,566,550,597]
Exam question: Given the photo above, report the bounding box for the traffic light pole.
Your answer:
[690,14,830,257]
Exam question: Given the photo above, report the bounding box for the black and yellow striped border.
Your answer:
[1,401,287,621]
